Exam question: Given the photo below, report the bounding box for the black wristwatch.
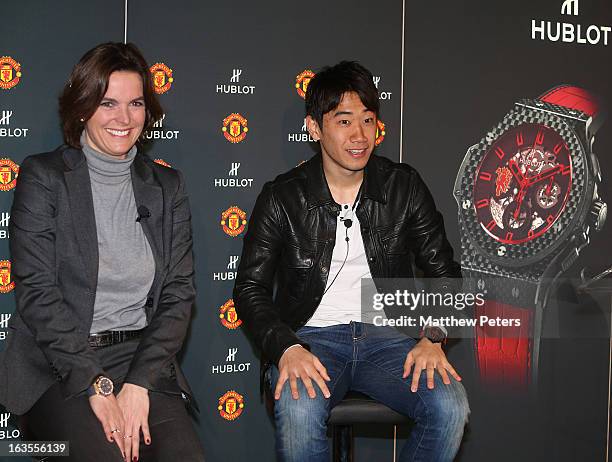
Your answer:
[454,85,606,389]
[421,326,447,344]
[87,375,114,397]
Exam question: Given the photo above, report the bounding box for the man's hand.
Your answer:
[89,394,126,459]
[403,338,462,392]
[117,383,151,462]
[275,346,331,400]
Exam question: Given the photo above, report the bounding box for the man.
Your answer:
[234,61,469,461]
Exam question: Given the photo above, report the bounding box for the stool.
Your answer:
[328,391,411,462]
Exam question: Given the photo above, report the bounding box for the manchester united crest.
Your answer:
[218,390,244,421]
[0,57,22,90]
[154,158,172,168]
[375,119,386,146]
[219,298,242,330]
[295,69,315,99]
[0,260,14,293]
[0,158,19,191]
[495,166,512,196]
[222,113,248,143]
[150,62,174,95]
[221,206,247,237]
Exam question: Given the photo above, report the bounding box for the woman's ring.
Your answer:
[111,428,120,434]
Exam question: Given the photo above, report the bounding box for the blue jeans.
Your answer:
[268,322,469,462]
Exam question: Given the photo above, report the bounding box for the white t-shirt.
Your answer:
[306,203,373,327]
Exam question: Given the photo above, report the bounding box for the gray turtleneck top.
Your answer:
[81,133,155,333]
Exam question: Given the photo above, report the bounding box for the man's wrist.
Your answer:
[281,344,304,357]
[420,326,447,344]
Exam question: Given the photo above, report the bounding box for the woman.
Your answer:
[0,42,204,462]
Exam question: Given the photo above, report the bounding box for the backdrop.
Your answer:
[1,1,610,461]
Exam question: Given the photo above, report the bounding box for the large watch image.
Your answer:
[454,85,607,390]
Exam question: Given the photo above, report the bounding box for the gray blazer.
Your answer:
[0,146,195,415]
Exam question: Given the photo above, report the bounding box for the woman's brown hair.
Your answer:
[59,42,163,148]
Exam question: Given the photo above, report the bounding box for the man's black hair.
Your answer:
[305,61,379,128]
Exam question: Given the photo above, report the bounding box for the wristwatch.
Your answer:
[88,375,114,397]
[454,85,607,390]
[421,326,447,344]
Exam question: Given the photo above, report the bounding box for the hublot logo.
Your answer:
[0,412,20,440]
[229,162,240,176]
[231,69,242,83]
[288,120,316,143]
[561,0,578,16]
[226,347,237,362]
[0,313,10,341]
[0,111,12,124]
[0,212,9,239]
[372,76,392,100]
[213,255,239,281]
[531,0,610,46]
[0,109,29,138]
[144,114,180,140]
[216,68,255,95]
[211,347,251,375]
[214,162,254,189]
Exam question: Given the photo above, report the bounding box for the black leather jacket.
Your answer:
[233,153,461,366]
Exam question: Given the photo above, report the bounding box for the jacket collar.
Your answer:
[305,153,387,210]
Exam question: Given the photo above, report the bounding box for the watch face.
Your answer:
[455,101,592,267]
[473,124,572,244]
[98,377,114,396]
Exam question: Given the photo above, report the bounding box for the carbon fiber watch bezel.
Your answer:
[454,99,596,269]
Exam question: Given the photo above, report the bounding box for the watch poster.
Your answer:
[403,0,612,460]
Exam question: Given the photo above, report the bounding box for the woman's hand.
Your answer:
[117,383,151,462]
[89,394,126,459]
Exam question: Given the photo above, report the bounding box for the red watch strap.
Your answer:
[539,85,599,117]
[466,269,539,392]
[475,301,533,390]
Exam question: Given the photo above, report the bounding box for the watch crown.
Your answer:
[590,200,607,232]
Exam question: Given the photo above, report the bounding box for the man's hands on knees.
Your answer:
[275,345,331,400]
[89,394,126,459]
[403,338,462,392]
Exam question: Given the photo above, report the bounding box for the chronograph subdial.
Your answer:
[473,123,572,244]
[502,200,532,235]
[533,181,561,210]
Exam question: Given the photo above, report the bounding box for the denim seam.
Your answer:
[328,360,351,398]
[355,359,430,458]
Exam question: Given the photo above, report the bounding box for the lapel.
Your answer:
[131,154,165,279]
[63,147,99,288]
[361,155,387,205]
[304,154,336,211]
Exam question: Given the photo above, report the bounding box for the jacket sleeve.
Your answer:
[406,169,462,283]
[9,156,105,397]
[233,183,308,366]
[124,170,195,390]
[404,170,464,337]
